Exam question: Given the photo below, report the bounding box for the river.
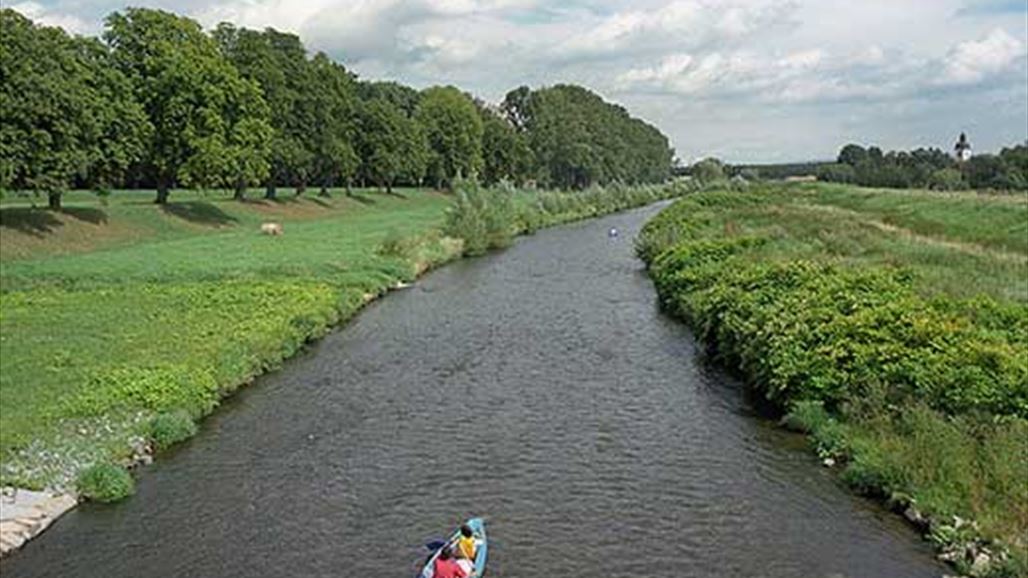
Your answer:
[2,203,947,577]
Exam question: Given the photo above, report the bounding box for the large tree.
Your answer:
[214,24,313,199]
[415,86,483,189]
[503,84,672,189]
[0,9,149,209]
[357,99,427,193]
[104,8,271,203]
[480,107,532,185]
[306,53,359,196]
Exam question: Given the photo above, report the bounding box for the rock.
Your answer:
[903,506,926,527]
[970,552,991,576]
[822,457,836,467]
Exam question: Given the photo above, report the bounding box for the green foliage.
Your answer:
[929,167,965,191]
[0,10,150,208]
[148,411,198,450]
[444,179,515,255]
[691,158,726,183]
[75,462,134,502]
[639,183,1028,570]
[416,86,484,189]
[501,84,672,189]
[827,142,1028,191]
[480,110,532,185]
[358,99,428,191]
[103,8,273,202]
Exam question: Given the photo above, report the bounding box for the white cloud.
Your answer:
[4,0,1027,161]
[10,1,92,34]
[942,28,1026,84]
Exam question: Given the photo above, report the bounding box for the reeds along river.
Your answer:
[2,203,948,577]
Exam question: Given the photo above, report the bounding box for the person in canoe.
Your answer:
[434,546,472,578]
[457,524,477,561]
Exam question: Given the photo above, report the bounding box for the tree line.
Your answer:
[722,142,1028,191]
[819,143,1028,191]
[0,8,673,209]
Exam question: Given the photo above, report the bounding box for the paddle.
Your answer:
[425,540,447,551]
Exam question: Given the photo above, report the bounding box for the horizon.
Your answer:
[8,0,1028,164]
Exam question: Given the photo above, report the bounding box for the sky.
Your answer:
[10,0,1028,163]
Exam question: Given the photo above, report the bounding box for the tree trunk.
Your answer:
[233,181,246,201]
[265,183,277,200]
[386,181,393,195]
[296,181,306,196]
[48,191,62,210]
[155,179,170,205]
[318,185,330,197]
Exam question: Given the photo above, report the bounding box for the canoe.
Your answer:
[417,518,487,578]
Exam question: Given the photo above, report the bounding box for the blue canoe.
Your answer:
[417,518,487,578]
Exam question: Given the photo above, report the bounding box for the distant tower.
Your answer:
[954,132,972,162]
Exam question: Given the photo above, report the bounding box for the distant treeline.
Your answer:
[722,142,1028,191]
[0,8,673,208]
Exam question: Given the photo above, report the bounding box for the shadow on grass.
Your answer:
[347,192,377,205]
[309,196,335,208]
[0,208,63,236]
[161,202,238,226]
[62,207,108,225]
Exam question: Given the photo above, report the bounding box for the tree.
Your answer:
[480,109,531,185]
[307,53,359,196]
[415,86,484,189]
[838,144,868,167]
[504,84,672,189]
[104,8,271,203]
[357,81,421,118]
[691,158,725,183]
[356,99,427,193]
[928,168,965,191]
[213,24,313,199]
[0,9,149,209]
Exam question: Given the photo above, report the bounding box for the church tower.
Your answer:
[954,132,972,162]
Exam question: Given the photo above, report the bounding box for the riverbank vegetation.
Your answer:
[0,181,687,496]
[638,182,1028,577]
[0,7,672,210]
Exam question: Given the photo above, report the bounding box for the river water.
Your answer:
[3,203,947,577]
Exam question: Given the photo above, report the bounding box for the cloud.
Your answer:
[557,0,798,59]
[9,1,93,34]
[3,0,1027,161]
[941,28,1026,85]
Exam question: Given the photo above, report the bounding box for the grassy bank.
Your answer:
[637,182,1028,577]
[0,181,688,495]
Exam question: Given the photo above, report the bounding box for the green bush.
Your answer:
[639,184,1028,570]
[75,462,134,502]
[376,228,416,259]
[148,411,198,450]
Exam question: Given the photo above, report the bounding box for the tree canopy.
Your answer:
[503,84,672,189]
[105,8,272,203]
[2,7,676,203]
[0,9,149,208]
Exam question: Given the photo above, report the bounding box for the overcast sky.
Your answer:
[11,0,1028,163]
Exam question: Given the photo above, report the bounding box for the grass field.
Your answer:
[638,182,1028,577]
[0,188,458,489]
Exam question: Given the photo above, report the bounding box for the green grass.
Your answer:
[0,188,458,489]
[639,182,1028,576]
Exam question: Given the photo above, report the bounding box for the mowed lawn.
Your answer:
[0,189,454,487]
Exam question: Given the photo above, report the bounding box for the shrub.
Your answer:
[76,462,134,502]
[148,411,198,451]
[376,228,417,259]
